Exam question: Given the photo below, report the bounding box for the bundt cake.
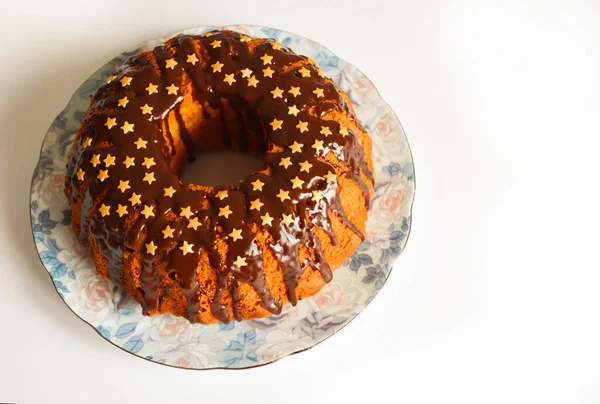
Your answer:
[64,30,374,324]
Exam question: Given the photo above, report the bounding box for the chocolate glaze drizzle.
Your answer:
[65,30,373,323]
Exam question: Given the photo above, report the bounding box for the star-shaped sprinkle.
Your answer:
[276,189,290,202]
[233,256,247,268]
[103,154,115,167]
[105,117,117,129]
[163,186,176,197]
[247,76,259,87]
[261,212,274,226]
[166,84,179,95]
[210,40,222,48]
[120,76,132,87]
[123,156,135,168]
[116,204,128,217]
[289,86,301,97]
[312,190,324,202]
[281,213,294,227]
[299,160,313,173]
[134,138,148,149]
[187,217,201,230]
[145,241,157,255]
[76,168,85,181]
[240,35,251,42]
[298,67,311,78]
[180,241,194,255]
[105,75,116,84]
[318,70,326,78]
[271,42,282,50]
[313,88,325,98]
[219,205,233,218]
[203,32,214,37]
[324,171,337,183]
[289,141,303,153]
[142,157,155,169]
[83,137,92,148]
[279,157,292,169]
[97,170,109,182]
[90,154,101,167]
[146,83,158,95]
[140,104,153,115]
[263,66,274,78]
[240,68,253,78]
[211,61,224,72]
[99,204,110,217]
[320,126,332,136]
[143,172,156,184]
[229,228,243,242]
[129,193,141,206]
[141,205,155,219]
[270,87,284,98]
[165,58,178,69]
[260,54,273,65]
[162,225,175,239]
[180,206,193,219]
[288,105,300,116]
[312,139,325,152]
[117,180,130,193]
[187,53,199,65]
[250,198,263,211]
[270,118,283,131]
[121,121,134,134]
[251,179,264,191]
[290,176,304,189]
[296,121,309,133]
[340,126,349,137]
[215,190,228,200]
[223,74,236,86]
[118,96,129,108]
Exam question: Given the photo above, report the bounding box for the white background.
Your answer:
[1,0,599,403]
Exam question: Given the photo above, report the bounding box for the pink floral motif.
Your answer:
[83,281,111,310]
[40,174,63,205]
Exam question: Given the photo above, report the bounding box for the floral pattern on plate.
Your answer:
[30,25,415,369]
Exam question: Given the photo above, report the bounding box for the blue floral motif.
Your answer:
[115,322,137,339]
[219,331,259,368]
[96,326,111,341]
[123,336,144,353]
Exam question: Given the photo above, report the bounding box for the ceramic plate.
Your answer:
[30,24,415,369]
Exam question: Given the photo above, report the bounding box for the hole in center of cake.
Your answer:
[179,150,265,187]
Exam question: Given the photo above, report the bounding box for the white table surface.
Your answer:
[2,1,600,403]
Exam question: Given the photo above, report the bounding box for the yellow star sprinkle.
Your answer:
[105,75,116,84]
[240,68,253,78]
[121,121,135,134]
[142,157,155,169]
[299,160,313,173]
[281,213,294,227]
[260,54,273,65]
[140,104,153,115]
[180,241,194,256]
[270,119,283,131]
[187,53,199,65]
[203,32,214,37]
[165,58,178,69]
[262,66,274,78]
[271,87,283,98]
[145,241,157,255]
[250,198,263,211]
[223,74,236,86]
[279,157,292,169]
[211,61,224,72]
[290,176,304,189]
[218,205,233,218]
[270,42,282,50]
[129,193,142,206]
[162,225,175,239]
[233,256,247,268]
[143,172,156,184]
[120,76,132,87]
[296,121,309,133]
[141,205,155,219]
[240,35,251,42]
[163,186,176,197]
[105,117,117,129]
[229,228,243,242]
[247,76,259,87]
[97,170,109,182]
[83,137,93,148]
[99,204,110,217]
[340,126,349,137]
[187,217,201,230]
[324,171,337,183]
[76,168,85,181]
[289,86,301,97]
[313,88,325,98]
[146,83,158,95]
[90,154,101,167]
[276,189,290,202]
[288,105,300,116]
[320,126,332,137]
[103,154,115,167]
[312,139,325,152]
[298,67,311,78]
[210,40,222,48]
[251,179,265,191]
[180,206,193,219]
[117,180,130,193]
[261,212,274,226]
[123,156,135,168]
[289,141,303,153]
[166,84,179,95]
[317,70,326,78]
[312,190,324,202]
[118,96,129,108]
[116,204,128,217]
[134,138,148,149]
[215,190,229,200]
